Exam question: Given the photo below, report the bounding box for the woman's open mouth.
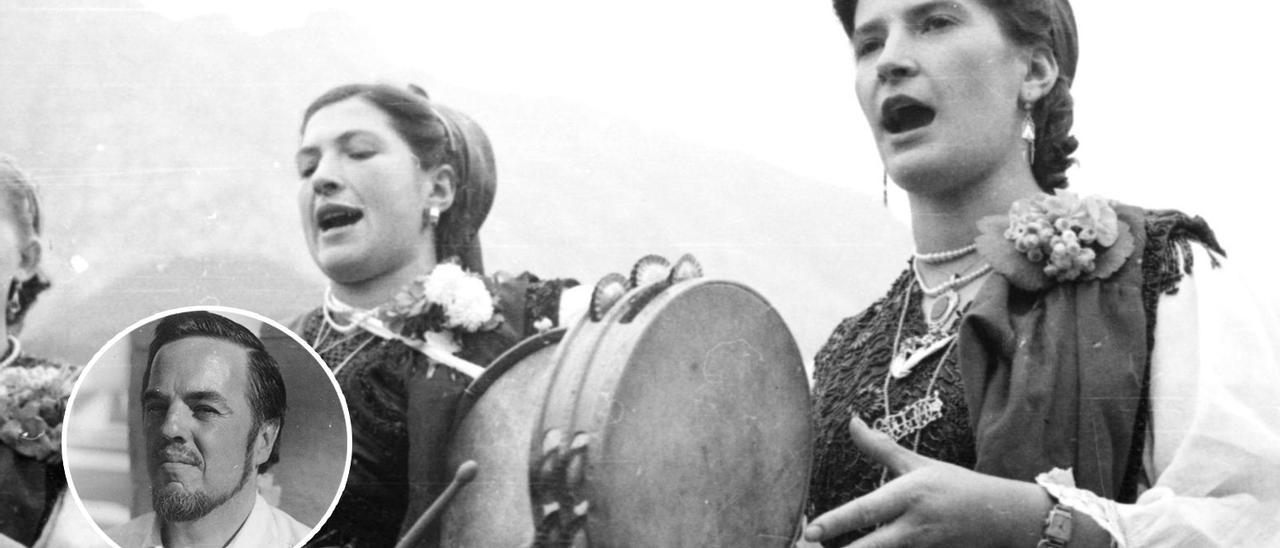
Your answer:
[881,95,937,134]
[315,203,364,232]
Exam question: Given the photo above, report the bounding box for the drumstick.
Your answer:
[395,460,480,548]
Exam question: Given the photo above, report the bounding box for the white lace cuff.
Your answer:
[1035,468,1126,548]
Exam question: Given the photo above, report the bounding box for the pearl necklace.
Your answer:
[313,288,385,374]
[913,261,993,298]
[912,243,977,264]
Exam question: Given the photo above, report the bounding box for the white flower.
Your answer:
[423,262,468,304]
[443,275,495,331]
[382,261,499,337]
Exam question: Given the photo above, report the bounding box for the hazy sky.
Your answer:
[146,0,1279,278]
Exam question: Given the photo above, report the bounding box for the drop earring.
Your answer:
[1021,101,1037,165]
[882,170,889,208]
[424,206,441,230]
[6,280,20,324]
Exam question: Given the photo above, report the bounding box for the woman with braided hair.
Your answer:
[803,0,1280,546]
[290,83,583,547]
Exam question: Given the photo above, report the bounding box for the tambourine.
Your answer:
[440,328,565,547]
[439,255,812,547]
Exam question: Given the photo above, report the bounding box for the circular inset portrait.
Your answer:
[62,307,351,548]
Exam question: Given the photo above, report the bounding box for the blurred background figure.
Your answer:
[0,155,102,547]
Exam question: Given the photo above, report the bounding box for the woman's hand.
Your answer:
[803,417,1053,548]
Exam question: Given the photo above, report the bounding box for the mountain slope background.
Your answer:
[0,0,909,367]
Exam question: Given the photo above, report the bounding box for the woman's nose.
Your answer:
[875,33,919,83]
[309,155,343,196]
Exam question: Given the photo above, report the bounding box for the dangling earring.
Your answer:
[424,206,441,230]
[1021,101,1037,166]
[882,170,889,208]
[6,280,20,324]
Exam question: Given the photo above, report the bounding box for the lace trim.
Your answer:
[1036,468,1126,548]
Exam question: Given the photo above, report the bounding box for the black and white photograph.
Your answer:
[1,0,1278,546]
[61,308,349,548]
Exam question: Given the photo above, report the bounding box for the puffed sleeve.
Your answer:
[1040,245,1280,546]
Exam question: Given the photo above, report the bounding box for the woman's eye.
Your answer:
[296,156,317,178]
[919,15,955,33]
[347,149,376,161]
[854,38,883,58]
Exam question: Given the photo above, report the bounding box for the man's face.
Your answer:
[143,337,258,522]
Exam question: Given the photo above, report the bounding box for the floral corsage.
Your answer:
[356,260,501,378]
[0,363,76,462]
[382,260,503,337]
[976,190,1135,291]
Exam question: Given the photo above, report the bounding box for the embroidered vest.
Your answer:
[807,209,1222,547]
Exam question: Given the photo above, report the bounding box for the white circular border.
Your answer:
[59,305,354,548]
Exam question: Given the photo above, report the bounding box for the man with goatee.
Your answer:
[109,311,308,548]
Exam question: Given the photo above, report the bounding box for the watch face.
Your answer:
[1042,504,1074,546]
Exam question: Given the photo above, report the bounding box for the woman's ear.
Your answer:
[1021,45,1060,104]
[423,164,457,214]
[17,240,40,279]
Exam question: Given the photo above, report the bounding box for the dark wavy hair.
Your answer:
[300,83,495,273]
[143,311,287,474]
[834,0,1079,191]
[0,156,52,331]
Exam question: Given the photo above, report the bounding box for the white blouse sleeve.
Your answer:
[1040,245,1280,547]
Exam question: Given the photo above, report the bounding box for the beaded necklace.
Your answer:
[312,288,383,375]
[889,256,988,380]
[912,243,976,264]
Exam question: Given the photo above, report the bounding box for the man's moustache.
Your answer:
[156,444,202,466]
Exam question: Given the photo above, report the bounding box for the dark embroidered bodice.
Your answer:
[808,268,976,546]
[806,210,1224,548]
[298,273,577,548]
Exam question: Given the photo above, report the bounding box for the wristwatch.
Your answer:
[1036,503,1073,548]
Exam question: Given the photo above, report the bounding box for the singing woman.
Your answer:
[804,1,1280,546]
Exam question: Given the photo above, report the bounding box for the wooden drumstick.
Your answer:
[394,460,480,548]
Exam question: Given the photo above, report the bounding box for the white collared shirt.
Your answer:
[107,494,310,548]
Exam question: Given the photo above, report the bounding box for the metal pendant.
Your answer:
[889,332,956,379]
[927,288,960,328]
[873,392,944,441]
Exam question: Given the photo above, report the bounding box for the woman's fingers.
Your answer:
[844,518,916,548]
[804,416,949,543]
[848,415,924,475]
[802,481,911,542]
